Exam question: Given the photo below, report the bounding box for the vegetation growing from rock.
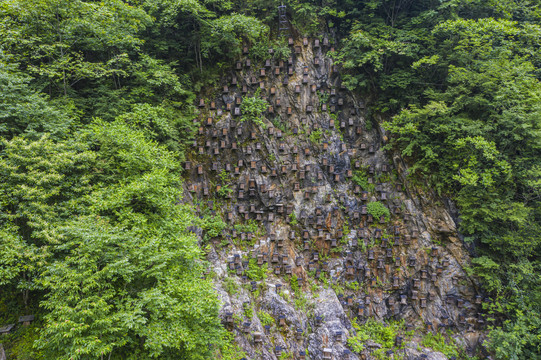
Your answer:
[367,201,391,222]
[246,259,268,281]
[348,318,408,359]
[352,170,374,192]
[257,310,275,327]
[421,332,460,359]
[240,89,268,125]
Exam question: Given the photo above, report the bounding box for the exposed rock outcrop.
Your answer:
[184,35,487,359]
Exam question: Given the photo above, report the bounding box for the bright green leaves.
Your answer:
[36,213,221,360]
[218,331,247,360]
[420,332,459,359]
[116,103,196,157]
[469,256,502,293]
[453,136,511,187]
[129,54,194,103]
[198,215,227,242]
[141,0,268,78]
[334,1,428,99]
[211,13,269,47]
[309,129,322,144]
[433,18,537,63]
[0,120,223,359]
[470,254,541,359]
[0,133,96,320]
[36,218,141,360]
[383,17,541,219]
[412,55,440,69]
[366,202,390,222]
[352,170,374,192]
[201,13,269,61]
[489,313,541,360]
[245,258,267,281]
[240,89,268,125]
[0,0,151,95]
[0,135,95,245]
[348,318,407,359]
[341,26,411,73]
[0,225,36,288]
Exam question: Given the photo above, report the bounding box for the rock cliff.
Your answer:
[183,35,487,360]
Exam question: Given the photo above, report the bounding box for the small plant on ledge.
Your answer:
[367,201,391,222]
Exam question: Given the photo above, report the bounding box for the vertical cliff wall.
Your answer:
[183,36,487,360]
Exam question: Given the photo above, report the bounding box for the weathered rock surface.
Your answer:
[183,35,487,359]
[403,341,449,360]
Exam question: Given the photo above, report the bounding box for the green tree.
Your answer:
[341,7,541,359]
[0,55,71,139]
[0,121,224,359]
[0,0,151,96]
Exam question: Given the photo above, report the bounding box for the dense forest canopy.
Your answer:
[0,0,539,359]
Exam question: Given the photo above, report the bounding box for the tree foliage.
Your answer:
[1,121,224,359]
[338,1,541,358]
[1,0,540,358]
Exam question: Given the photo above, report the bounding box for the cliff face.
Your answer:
[184,36,487,359]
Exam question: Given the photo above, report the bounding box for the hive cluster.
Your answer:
[183,36,486,360]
